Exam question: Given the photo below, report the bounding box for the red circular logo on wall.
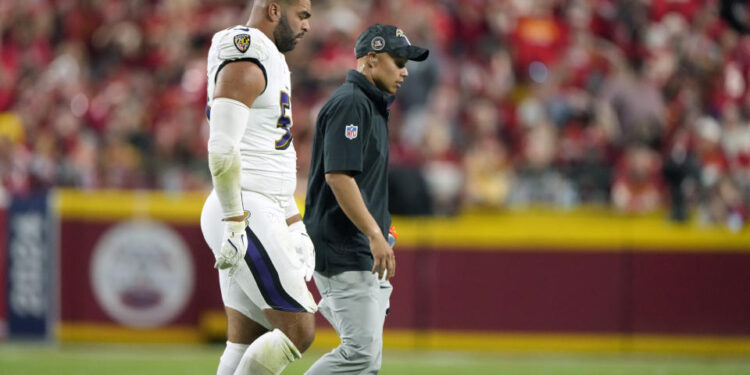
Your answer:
[90,220,194,328]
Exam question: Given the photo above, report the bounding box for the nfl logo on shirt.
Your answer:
[345,124,358,140]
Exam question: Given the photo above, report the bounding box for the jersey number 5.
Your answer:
[275,91,292,150]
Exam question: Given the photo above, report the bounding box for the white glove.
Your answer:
[289,221,315,281]
[214,218,248,276]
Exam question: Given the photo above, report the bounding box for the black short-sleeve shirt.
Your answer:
[303,70,393,274]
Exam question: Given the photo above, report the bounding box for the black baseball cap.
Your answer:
[354,24,429,61]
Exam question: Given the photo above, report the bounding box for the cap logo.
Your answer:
[233,34,251,53]
[371,36,385,51]
[396,28,411,45]
[345,124,359,140]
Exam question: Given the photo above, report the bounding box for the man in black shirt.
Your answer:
[303,24,428,374]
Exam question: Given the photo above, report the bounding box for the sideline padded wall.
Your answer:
[6,189,749,354]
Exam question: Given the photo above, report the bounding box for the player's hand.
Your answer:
[370,234,395,281]
[214,218,248,276]
[289,221,315,282]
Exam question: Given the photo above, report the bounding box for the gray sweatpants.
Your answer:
[305,270,393,375]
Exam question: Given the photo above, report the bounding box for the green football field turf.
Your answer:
[1,343,750,374]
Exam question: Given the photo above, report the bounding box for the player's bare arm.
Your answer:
[325,172,396,280]
[214,61,266,110]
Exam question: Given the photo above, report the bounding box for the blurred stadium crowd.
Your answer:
[1,0,750,229]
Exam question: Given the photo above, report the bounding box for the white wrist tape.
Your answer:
[284,196,301,219]
[208,97,250,218]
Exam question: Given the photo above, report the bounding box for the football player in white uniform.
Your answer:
[199,1,314,374]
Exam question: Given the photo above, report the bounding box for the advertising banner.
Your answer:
[6,192,53,339]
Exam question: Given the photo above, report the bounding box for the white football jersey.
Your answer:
[206,26,296,196]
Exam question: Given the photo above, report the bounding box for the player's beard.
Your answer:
[273,13,298,53]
